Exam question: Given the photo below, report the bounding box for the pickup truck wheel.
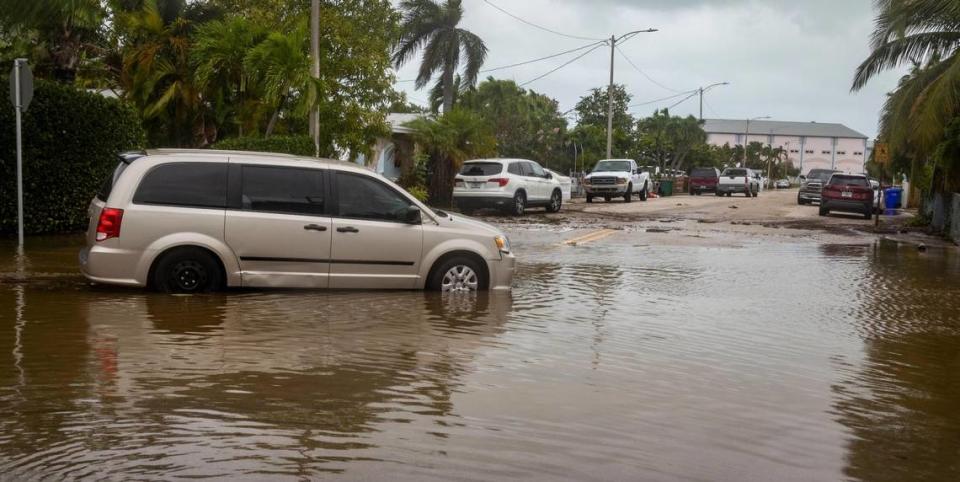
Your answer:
[624,184,633,203]
[716,191,723,197]
[639,182,648,201]
[586,194,593,203]
[604,196,612,202]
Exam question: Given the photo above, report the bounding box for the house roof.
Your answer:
[386,113,428,134]
[702,119,868,139]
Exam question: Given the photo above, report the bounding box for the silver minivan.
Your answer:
[80,150,515,293]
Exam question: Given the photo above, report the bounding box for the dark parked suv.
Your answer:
[689,167,720,195]
[819,173,874,219]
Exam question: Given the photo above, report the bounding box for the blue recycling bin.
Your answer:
[884,187,903,210]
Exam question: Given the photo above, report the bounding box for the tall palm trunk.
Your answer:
[265,93,287,138]
[441,68,455,114]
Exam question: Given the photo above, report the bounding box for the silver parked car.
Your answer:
[80,150,515,293]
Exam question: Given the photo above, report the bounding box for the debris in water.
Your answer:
[729,205,739,209]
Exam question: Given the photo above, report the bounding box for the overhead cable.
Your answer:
[520,43,606,87]
[482,0,605,42]
[615,46,683,93]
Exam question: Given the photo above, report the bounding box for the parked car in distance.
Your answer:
[454,159,563,216]
[775,179,791,189]
[583,158,651,203]
[80,150,516,293]
[544,168,572,202]
[716,168,760,197]
[819,173,874,219]
[689,167,720,195]
[798,168,840,205]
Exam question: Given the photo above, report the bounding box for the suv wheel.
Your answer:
[152,247,223,294]
[509,191,526,216]
[429,256,487,292]
[624,184,633,203]
[547,190,563,213]
[863,208,873,220]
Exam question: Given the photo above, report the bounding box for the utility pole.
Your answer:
[15,59,24,247]
[310,0,320,157]
[697,82,729,121]
[605,29,657,159]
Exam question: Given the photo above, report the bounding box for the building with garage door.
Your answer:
[702,119,869,176]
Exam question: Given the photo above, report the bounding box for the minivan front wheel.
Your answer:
[429,256,488,292]
[152,247,223,294]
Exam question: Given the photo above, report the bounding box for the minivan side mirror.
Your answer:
[404,205,422,224]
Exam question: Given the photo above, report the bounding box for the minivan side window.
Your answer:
[336,172,412,222]
[241,165,325,215]
[133,162,227,208]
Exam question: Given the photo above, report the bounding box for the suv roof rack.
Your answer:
[118,150,148,164]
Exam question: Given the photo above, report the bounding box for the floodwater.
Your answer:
[1,229,959,481]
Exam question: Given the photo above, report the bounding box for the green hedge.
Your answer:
[212,136,315,157]
[0,80,144,235]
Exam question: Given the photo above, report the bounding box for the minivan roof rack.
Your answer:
[118,150,148,164]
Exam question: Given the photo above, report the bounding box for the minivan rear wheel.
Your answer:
[429,256,488,292]
[152,247,223,294]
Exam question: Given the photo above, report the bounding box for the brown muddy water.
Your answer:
[1,230,959,481]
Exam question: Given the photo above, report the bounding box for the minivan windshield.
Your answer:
[829,175,868,187]
[722,168,747,177]
[593,161,632,172]
[460,162,502,176]
[691,168,717,178]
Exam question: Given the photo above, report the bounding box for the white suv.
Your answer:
[453,159,564,215]
[583,159,651,203]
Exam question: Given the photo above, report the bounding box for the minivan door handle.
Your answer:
[303,224,328,232]
[337,226,360,233]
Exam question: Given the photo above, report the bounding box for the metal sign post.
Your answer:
[9,59,33,248]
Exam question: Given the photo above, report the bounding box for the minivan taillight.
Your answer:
[96,208,124,242]
[488,178,510,187]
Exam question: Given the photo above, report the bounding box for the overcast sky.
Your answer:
[391,0,905,139]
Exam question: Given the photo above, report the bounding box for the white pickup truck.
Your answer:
[716,168,760,197]
[583,159,652,203]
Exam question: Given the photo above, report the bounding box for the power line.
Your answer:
[520,42,605,87]
[667,91,699,110]
[615,46,683,94]
[393,40,605,83]
[482,0,605,42]
[629,90,698,109]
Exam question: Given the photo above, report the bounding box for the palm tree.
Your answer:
[244,20,312,137]
[852,0,960,158]
[392,0,487,114]
[192,16,265,137]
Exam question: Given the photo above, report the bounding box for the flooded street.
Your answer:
[1,224,959,480]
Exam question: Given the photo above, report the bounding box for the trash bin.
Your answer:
[659,179,674,196]
[884,187,903,210]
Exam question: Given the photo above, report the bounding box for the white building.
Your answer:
[702,119,869,176]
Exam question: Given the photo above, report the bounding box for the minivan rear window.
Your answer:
[96,162,128,201]
[133,163,228,208]
[829,175,868,187]
[691,168,717,178]
[460,162,503,176]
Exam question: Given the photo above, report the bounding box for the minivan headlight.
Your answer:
[494,235,511,253]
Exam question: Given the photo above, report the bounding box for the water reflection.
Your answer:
[1,236,959,480]
[833,241,960,482]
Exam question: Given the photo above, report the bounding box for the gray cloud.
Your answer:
[392,0,902,138]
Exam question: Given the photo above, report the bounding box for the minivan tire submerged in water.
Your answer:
[80,150,516,294]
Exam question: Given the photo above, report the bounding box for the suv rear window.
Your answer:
[691,168,717,178]
[460,162,502,176]
[133,163,228,208]
[829,175,868,187]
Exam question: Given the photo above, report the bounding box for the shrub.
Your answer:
[0,80,144,235]
[212,136,315,157]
